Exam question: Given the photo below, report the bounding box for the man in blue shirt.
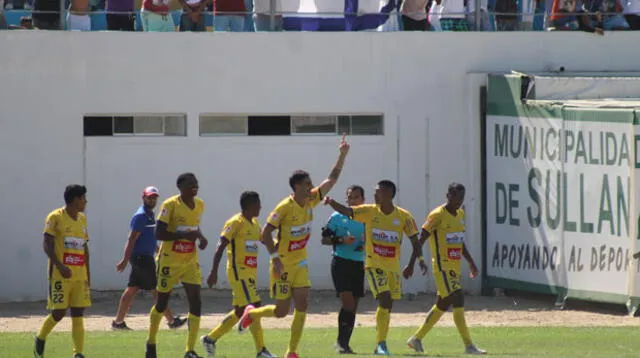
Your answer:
[321,185,366,354]
[112,186,187,330]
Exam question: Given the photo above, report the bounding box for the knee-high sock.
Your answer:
[71,317,85,355]
[453,307,472,346]
[37,315,59,340]
[249,319,265,352]
[147,306,163,344]
[185,313,201,352]
[207,310,239,340]
[414,305,445,339]
[375,307,390,344]
[287,310,306,353]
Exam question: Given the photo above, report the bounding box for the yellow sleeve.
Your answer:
[157,200,173,225]
[43,211,58,236]
[422,210,441,234]
[267,201,289,228]
[309,188,322,208]
[402,211,420,237]
[220,218,240,241]
[351,204,373,223]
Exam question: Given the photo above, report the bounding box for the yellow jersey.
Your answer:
[423,205,465,272]
[267,189,322,266]
[157,195,205,263]
[351,204,419,273]
[44,208,89,281]
[221,213,261,280]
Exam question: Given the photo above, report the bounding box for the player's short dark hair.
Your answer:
[347,185,365,198]
[240,191,260,210]
[448,182,466,195]
[289,170,310,191]
[64,185,87,204]
[377,180,396,198]
[177,172,196,187]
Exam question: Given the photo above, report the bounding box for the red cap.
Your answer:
[143,186,159,197]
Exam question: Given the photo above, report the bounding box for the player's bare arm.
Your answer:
[317,134,350,197]
[155,221,199,241]
[206,237,229,288]
[197,228,209,250]
[409,234,428,274]
[261,223,284,275]
[403,230,429,279]
[85,243,91,287]
[462,243,479,278]
[323,197,354,218]
[116,231,142,272]
[43,233,71,279]
[321,226,355,246]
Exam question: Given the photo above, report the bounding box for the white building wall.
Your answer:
[0,31,639,302]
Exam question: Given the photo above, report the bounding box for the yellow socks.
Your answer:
[287,310,306,353]
[415,305,445,339]
[453,307,473,346]
[186,313,201,352]
[207,310,239,340]
[250,305,277,320]
[71,317,85,355]
[249,319,265,352]
[375,307,391,343]
[147,306,163,344]
[37,315,59,340]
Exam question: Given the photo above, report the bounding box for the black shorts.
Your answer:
[331,256,365,298]
[128,255,157,290]
[106,13,135,31]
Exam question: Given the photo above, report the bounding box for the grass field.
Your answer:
[2,326,639,358]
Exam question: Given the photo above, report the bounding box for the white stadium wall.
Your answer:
[1,31,640,303]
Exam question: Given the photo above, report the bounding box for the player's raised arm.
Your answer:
[317,134,350,197]
[207,237,229,288]
[462,243,479,278]
[323,196,354,218]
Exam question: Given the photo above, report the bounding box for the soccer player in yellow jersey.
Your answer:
[201,191,276,358]
[237,134,350,358]
[403,183,486,355]
[34,185,91,358]
[146,173,209,358]
[324,179,428,356]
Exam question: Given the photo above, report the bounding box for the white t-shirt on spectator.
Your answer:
[441,0,466,18]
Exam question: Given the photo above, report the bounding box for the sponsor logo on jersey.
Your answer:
[172,240,195,253]
[244,256,258,268]
[447,248,462,260]
[373,244,396,258]
[245,240,259,253]
[288,236,310,252]
[371,228,400,243]
[290,224,311,237]
[63,236,86,250]
[63,253,85,266]
[445,232,464,244]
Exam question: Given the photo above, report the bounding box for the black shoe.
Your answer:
[168,316,188,329]
[257,347,277,358]
[146,343,157,358]
[111,321,132,331]
[33,337,45,358]
[73,354,85,358]
[184,351,203,358]
[337,342,355,355]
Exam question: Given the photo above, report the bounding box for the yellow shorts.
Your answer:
[434,268,462,298]
[47,279,91,310]
[156,257,202,293]
[366,268,401,300]
[229,276,261,307]
[269,261,311,300]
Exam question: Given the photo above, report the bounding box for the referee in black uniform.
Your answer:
[321,185,366,354]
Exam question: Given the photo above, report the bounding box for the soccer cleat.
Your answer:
[145,343,157,358]
[465,344,487,355]
[334,342,355,354]
[406,336,424,353]
[184,351,203,358]
[237,304,256,334]
[33,336,45,358]
[73,354,85,358]
[111,320,132,331]
[168,316,188,329]
[200,335,216,357]
[256,347,277,358]
[285,352,299,358]
[374,341,391,356]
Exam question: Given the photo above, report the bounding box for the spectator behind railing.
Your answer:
[582,0,629,29]
[438,0,470,30]
[9,14,33,26]
[32,0,60,28]
[178,0,206,31]
[0,0,6,29]
[548,0,604,33]
[213,0,245,31]
[253,0,282,31]
[493,0,519,30]
[625,0,640,28]
[141,0,175,31]
[467,0,491,31]
[105,0,135,30]
[400,0,429,30]
[68,0,92,30]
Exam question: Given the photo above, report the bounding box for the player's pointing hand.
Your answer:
[339,133,350,155]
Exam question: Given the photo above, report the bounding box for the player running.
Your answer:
[403,183,486,355]
[146,173,209,358]
[201,191,276,358]
[237,134,350,358]
[34,185,91,358]
[324,180,427,356]
[320,185,366,354]
[112,186,187,331]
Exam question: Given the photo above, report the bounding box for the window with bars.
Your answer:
[83,114,187,137]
